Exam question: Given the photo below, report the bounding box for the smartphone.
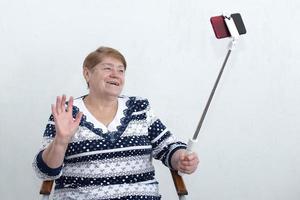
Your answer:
[210,13,246,39]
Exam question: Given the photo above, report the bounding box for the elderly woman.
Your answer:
[33,47,199,200]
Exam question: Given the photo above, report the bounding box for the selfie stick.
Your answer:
[176,12,241,200]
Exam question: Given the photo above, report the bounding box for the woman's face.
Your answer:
[84,56,125,98]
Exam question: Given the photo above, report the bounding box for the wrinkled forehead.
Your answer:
[99,62,125,69]
[99,57,125,68]
[101,56,123,65]
[88,58,125,73]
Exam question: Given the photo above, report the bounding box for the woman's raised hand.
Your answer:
[51,95,83,145]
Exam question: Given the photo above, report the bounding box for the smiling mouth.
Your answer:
[107,81,120,86]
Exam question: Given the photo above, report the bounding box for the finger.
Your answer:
[184,156,199,164]
[51,104,57,117]
[180,154,191,162]
[67,96,74,113]
[56,96,62,114]
[61,94,66,112]
[183,161,198,169]
[180,165,195,173]
[186,153,198,161]
[179,152,187,161]
[74,112,83,126]
[180,160,192,166]
[181,157,198,166]
[179,166,192,174]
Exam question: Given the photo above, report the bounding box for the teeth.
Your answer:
[107,81,119,86]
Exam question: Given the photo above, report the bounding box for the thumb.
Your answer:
[179,151,187,161]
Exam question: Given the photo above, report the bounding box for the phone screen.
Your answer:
[231,13,246,35]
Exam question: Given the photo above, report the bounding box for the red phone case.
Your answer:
[210,16,231,39]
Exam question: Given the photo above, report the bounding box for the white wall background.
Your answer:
[0,0,299,199]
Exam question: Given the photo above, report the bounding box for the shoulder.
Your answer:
[119,95,150,112]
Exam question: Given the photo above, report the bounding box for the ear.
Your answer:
[83,67,90,83]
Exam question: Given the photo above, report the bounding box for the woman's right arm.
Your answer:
[42,95,82,168]
[33,95,82,179]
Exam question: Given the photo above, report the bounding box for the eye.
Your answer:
[103,66,112,71]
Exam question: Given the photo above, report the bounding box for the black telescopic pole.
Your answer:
[192,49,232,140]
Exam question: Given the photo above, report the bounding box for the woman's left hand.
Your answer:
[171,149,199,174]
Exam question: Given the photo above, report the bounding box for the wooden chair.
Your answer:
[39,170,188,199]
[39,180,54,200]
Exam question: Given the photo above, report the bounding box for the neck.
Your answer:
[84,93,118,111]
[83,93,119,127]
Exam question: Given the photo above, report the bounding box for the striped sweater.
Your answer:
[33,95,186,200]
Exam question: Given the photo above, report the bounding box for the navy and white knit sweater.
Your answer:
[33,95,186,200]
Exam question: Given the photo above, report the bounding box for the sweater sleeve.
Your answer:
[146,100,187,169]
[32,114,63,180]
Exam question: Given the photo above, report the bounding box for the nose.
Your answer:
[109,68,120,78]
